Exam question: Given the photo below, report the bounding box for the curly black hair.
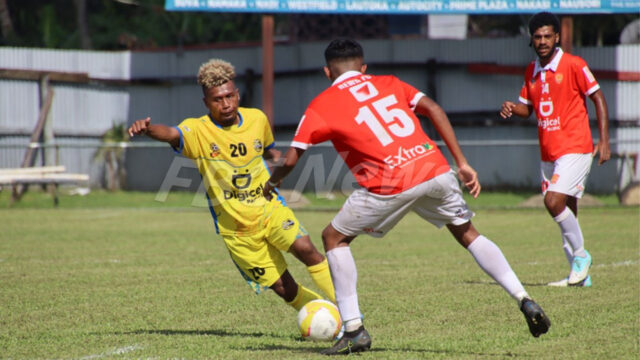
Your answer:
[528,12,561,35]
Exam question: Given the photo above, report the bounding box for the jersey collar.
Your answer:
[208,111,244,129]
[332,70,362,86]
[534,48,564,77]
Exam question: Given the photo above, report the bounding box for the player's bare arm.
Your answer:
[263,147,305,201]
[500,101,532,119]
[415,96,481,198]
[128,117,180,148]
[264,147,282,162]
[263,147,283,173]
[589,90,611,165]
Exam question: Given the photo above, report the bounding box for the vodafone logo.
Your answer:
[349,81,378,102]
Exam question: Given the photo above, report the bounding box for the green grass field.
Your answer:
[0,190,638,359]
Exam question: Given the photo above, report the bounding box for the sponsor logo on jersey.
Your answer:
[223,183,264,203]
[348,81,378,102]
[231,172,252,189]
[253,139,263,152]
[383,142,433,168]
[282,219,295,230]
[538,117,561,132]
[210,143,220,158]
[182,126,191,132]
[551,174,560,184]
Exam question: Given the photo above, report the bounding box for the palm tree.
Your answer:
[93,122,127,191]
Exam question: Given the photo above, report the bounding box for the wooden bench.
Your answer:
[0,166,89,206]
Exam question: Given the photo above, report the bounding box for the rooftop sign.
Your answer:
[165,0,640,14]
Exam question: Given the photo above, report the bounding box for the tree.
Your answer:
[0,0,14,41]
[74,0,91,49]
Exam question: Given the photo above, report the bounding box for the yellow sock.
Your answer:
[287,284,323,311]
[307,258,336,304]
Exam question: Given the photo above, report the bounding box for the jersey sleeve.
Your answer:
[518,82,531,105]
[573,57,600,96]
[291,107,331,150]
[396,77,424,111]
[262,114,276,151]
[518,65,534,105]
[174,119,199,159]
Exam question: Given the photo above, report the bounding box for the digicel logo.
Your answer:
[223,183,264,203]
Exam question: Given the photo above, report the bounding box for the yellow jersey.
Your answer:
[174,108,281,236]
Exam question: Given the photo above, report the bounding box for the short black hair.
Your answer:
[324,38,364,64]
[528,12,560,35]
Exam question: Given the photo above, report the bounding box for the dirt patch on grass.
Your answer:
[519,194,604,208]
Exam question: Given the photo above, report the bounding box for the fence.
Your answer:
[1,39,638,193]
[1,134,634,195]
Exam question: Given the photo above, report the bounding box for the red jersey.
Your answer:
[519,49,599,162]
[292,71,450,195]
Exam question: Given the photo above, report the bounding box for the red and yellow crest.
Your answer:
[555,74,563,84]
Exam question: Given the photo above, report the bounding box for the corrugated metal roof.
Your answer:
[0,47,131,79]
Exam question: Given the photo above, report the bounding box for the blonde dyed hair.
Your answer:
[197,59,235,88]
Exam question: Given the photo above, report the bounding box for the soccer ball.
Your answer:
[297,299,342,341]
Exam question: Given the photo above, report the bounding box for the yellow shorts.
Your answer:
[223,205,308,294]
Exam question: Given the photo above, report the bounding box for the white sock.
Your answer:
[562,238,574,266]
[553,208,587,258]
[467,235,528,302]
[326,246,362,326]
[344,318,363,333]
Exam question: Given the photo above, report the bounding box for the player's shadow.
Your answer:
[241,344,530,357]
[464,279,550,287]
[116,329,529,357]
[116,328,290,339]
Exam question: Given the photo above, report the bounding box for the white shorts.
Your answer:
[331,171,474,238]
[541,153,592,198]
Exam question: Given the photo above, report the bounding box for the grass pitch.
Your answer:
[0,191,638,359]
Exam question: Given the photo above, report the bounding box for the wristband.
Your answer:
[267,179,279,187]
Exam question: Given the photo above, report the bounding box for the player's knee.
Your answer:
[321,226,339,250]
[322,225,353,251]
[291,236,324,266]
[447,221,479,248]
[543,193,565,215]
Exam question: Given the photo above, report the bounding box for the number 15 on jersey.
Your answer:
[350,82,415,147]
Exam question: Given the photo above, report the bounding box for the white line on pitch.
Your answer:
[593,260,639,268]
[79,345,143,360]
